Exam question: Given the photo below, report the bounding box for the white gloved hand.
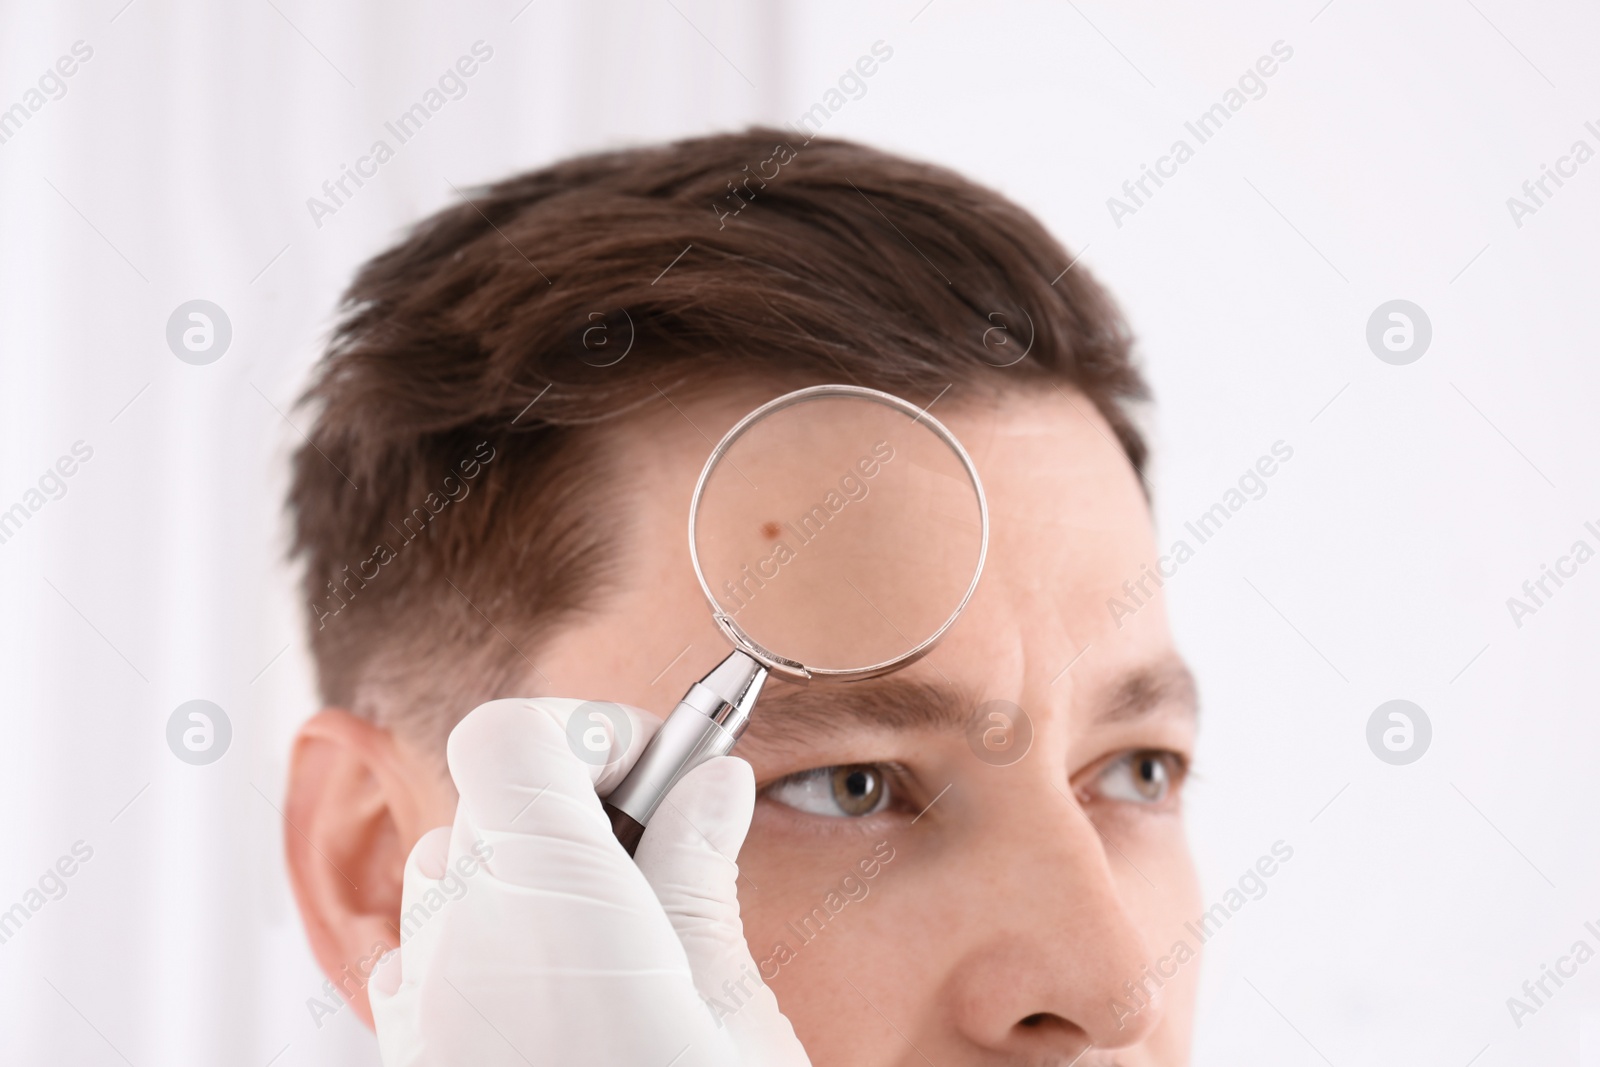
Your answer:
[368,697,811,1067]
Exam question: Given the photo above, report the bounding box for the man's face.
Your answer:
[534,385,1200,1064]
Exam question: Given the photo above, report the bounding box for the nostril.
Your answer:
[1020,1013,1047,1027]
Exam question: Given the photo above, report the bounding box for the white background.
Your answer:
[1,1,1596,1064]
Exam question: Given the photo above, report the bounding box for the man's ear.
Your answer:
[283,708,457,1029]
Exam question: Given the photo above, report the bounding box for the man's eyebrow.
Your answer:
[737,659,1197,749]
[740,678,978,748]
[1093,658,1198,726]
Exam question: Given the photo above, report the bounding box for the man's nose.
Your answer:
[944,781,1167,1056]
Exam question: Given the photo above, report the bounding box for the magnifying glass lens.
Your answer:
[605,386,988,855]
[692,392,985,676]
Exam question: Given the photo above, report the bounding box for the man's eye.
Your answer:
[1095,750,1187,805]
[766,764,891,818]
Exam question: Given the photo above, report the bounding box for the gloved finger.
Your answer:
[442,697,693,973]
[411,824,452,879]
[446,697,658,839]
[369,946,423,1067]
[636,757,808,1062]
[434,696,663,933]
[369,945,401,1000]
[369,827,454,1067]
[386,825,453,983]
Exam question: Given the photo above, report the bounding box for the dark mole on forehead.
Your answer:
[760,521,782,539]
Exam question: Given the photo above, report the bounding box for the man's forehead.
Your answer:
[597,384,1174,738]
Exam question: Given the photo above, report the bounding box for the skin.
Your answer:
[286,384,1201,1064]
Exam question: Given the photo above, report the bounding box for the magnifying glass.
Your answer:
[603,384,989,854]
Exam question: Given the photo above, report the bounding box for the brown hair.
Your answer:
[288,128,1148,742]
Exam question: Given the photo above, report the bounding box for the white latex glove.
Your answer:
[368,697,812,1067]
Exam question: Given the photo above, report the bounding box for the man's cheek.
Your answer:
[763,900,924,1065]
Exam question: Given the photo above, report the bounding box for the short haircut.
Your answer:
[288,128,1149,743]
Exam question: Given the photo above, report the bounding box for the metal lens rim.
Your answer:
[687,384,990,683]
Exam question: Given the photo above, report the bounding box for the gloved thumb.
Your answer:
[635,757,808,1064]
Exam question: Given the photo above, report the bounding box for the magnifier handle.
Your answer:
[601,650,767,857]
